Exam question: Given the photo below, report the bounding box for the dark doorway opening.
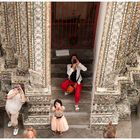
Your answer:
[51,2,100,49]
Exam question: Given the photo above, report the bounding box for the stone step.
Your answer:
[69,124,89,129]
[91,104,117,114]
[51,64,93,73]
[51,89,91,103]
[52,86,92,92]
[27,100,91,115]
[23,112,90,127]
[27,104,50,114]
[26,112,89,117]
[51,49,93,60]
[50,103,91,113]
[51,98,91,105]
[51,57,93,64]
[51,72,92,78]
[50,112,90,125]
[66,114,90,125]
[51,77,93,91]
[23,115,50,126]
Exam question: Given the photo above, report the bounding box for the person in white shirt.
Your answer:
[61,55,87,111]
[5,84,26,136]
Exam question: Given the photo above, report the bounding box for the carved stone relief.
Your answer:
[96,2,140,89]
[0,2,30,71]
[0,2,51,128]
[15,53,28,76]
[96,2,128,88]
[91,2,140,128]
[27,2,51,88]
[4,47,16,68]
[22,2,51,128]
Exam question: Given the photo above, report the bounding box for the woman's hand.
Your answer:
[76,59,80,65]
[6,91,17,100]
[72,63,77,70]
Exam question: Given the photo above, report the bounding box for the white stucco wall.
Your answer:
[92,2,107,98]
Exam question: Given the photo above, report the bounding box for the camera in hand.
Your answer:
[72,59,77,64]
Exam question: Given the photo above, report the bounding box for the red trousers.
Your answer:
[61,79,82,105]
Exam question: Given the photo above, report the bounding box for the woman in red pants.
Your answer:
[61,55,87,111]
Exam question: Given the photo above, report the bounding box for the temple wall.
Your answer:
[0,2,140,129]
[90,2,140,129]
[95,2,140,89]
[0,2,51,88]
[92,2,107,98]
[0,3,29,68]
[27,2,51,87]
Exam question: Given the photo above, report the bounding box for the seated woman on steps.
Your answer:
[61,55,87,111]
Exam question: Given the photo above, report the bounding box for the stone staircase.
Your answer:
[22,87,51,129]
[0,49,94,130]
[51,49,93,129]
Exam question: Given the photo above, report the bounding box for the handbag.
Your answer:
[66,74,80,94]
[66,83,77,94]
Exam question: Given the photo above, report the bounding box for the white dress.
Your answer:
[51,106,69,132]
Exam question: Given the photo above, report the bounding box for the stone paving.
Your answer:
[0,110,134,138]
[131,113,140,138]
[0,109,4,138]
[2,111,103,138]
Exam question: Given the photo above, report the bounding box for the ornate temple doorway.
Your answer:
[51,2,100,128]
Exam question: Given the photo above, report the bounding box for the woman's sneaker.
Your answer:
[8,121,12,127]
[13,128,19,136]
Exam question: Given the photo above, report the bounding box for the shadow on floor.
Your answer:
[0,109,4,138]
[131,112,140,138]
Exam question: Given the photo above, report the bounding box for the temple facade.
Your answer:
[0,2,140,135]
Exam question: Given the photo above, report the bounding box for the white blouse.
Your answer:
[67,63,87,84]
[5,89,24,114]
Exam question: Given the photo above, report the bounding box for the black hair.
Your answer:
[70,54,79,64]
[54,99,63,108]
[72,59,77,64]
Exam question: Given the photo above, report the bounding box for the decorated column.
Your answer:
[90,2,140,130]
[23,2,51,129]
